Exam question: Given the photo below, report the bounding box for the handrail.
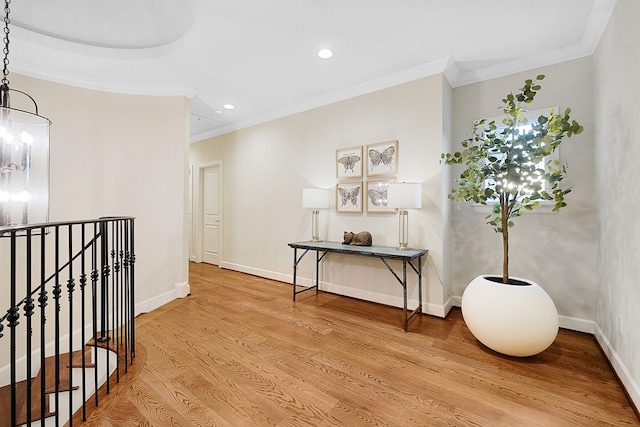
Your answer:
[0,216,135,236]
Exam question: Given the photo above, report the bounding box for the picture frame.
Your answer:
[336,146,363,179]
[336,181,363,213]
[366,179,397,213]
[366,140,398,176]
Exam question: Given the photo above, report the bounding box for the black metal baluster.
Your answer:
[9,231,18,427]
[53,225,61,426]
[91,222,99,407]
[129,219,135,358]
[116,220,122,380]
[122,220,128,370]
[39,226,48,427]
[25,229,34,425]
[100,220,111,393]
[79,224,88,420]
[125,219,131,368]
[67,224,75,426]
[111,220,119,382]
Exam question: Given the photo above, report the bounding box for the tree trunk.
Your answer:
[501,193,509,284]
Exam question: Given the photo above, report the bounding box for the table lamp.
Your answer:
[302,188,329,242]
[387,183,422,250]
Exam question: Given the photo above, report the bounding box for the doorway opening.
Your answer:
[192,161,223,265]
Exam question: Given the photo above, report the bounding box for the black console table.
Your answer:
[287,241,428,331]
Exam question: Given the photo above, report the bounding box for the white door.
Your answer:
[202,167,220,265]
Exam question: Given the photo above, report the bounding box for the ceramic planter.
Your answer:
[461,275,559,357]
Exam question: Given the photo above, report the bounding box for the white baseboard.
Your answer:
[174,281,191,298]
[135,289,176,316]
[219,261,292,284]
[219,262,450,318]
[594,323,640,410]
[134,281,191,316]
[559,315,594,334]
[448,297,595,334]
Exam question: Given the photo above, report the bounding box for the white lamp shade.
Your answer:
[386,183,422,209]
[302,188,329,209]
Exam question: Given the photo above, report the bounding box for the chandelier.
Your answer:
[0,0,50,229]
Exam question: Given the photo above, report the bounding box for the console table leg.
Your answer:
[293,248,298,301]
[402,260,408,332]
[418,256,423,315]
[315,250,320,294]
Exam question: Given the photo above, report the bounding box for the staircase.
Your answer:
[0,343,115,427]
[0,218,135,426]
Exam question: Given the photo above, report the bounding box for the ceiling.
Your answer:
[9,0,616,142]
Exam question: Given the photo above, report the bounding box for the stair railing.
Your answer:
[0,217,135,427]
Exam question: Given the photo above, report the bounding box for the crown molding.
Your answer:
[445,0,617,88]
[191,58,452,142]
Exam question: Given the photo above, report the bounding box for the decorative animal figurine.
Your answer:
[342,231,372,246]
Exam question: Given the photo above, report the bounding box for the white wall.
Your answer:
[450,58,597,333]
[593,0,640,408]
[191,75,451,316]
[2,73,190,313]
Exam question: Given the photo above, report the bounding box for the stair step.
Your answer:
[0,346,95,426]
[1,333,130,427]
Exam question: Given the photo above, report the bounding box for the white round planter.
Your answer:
[461,275,559,357]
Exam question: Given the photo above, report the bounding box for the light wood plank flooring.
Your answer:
[78,262,639,426]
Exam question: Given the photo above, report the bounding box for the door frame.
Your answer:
[192,160,223,264]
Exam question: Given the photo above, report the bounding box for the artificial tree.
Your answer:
[442,75,583,284]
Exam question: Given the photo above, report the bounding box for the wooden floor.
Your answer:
[79,262,639,426]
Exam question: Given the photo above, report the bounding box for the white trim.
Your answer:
[219,261,292,284]
[174,281,191,298]
[594,323,640,410]
[191,58,451,140]
[219,261,450,319]
[559,315,595,334]
[135,288,176,315]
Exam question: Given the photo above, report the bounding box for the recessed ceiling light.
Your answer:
[223,104,235,110]
[318,48,333,59]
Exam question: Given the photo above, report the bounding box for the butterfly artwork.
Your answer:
[367,186,387,207]
[337,153,361,173]
[366,141,398,176]
[336,146,363,178]
[336,183,362,212]
[366,181,396,213]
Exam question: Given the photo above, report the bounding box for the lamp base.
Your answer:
[310,237,322,243]
[396,243,411,250]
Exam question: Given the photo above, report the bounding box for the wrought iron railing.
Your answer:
[0,217,135,426]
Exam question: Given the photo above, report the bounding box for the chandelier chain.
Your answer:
[2,0,10,88]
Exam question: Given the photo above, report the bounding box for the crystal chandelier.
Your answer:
[0,0,50,228]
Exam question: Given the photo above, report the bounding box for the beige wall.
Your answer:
[191,75,451,315]
[450,58,597,332]
[593,0,640,406]
[2,73,190,310]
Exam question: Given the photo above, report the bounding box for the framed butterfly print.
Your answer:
[336,181,363,213]
[336,146,363,179]
[366,179,396,213]
[366,140,398,176]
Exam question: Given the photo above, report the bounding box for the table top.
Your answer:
[288,240,428,260]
